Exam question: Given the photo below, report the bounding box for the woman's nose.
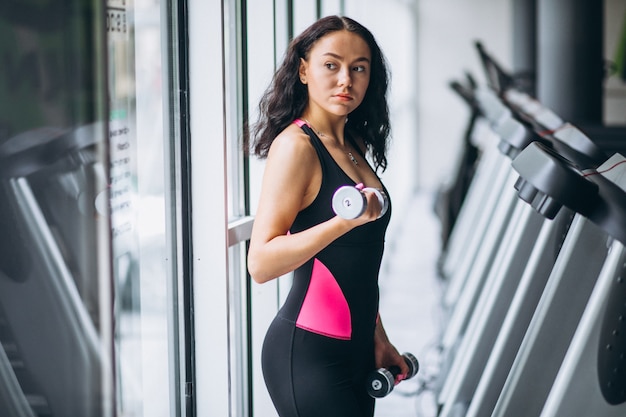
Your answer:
[338,68,352,87]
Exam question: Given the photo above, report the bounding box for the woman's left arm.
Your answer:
[373,314,410,383]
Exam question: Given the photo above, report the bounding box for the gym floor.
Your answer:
[374,190,442,417]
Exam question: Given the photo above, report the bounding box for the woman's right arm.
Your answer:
[247,129,378,284]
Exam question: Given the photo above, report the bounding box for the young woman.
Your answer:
[247,15,409,417]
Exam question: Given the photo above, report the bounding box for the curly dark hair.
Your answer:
[248,15,391,172]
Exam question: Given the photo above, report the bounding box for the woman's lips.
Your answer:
[334,94,353,101]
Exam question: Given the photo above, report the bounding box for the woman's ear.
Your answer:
[299,58,307,84]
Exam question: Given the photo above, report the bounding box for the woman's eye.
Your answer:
[325,62,337,70]
[353,65,366,72]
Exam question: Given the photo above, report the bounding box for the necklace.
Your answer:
[303,118,359,166]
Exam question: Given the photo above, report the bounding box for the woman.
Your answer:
[247,15,409,417]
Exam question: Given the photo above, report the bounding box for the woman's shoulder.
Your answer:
[267,122,317,162]
[263,122,323,205]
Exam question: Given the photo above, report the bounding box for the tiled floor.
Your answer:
[374,191,443,417]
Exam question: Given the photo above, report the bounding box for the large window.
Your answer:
[107,0,183,415]
[0,0,185,415]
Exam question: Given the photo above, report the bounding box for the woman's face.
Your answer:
[299,30,371,118]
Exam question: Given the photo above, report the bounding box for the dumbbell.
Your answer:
[331,185,389,219]
[366,352,419,398]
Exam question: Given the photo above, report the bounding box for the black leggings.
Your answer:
[261,316,375,417]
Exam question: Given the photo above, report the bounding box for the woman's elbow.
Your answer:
[247,251,272,284]
[248,267,269,284]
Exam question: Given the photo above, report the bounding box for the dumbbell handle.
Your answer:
[386,365,404,380]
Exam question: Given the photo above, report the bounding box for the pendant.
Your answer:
[347,152,359,166]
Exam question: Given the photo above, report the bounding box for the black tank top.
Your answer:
[277,121,392,346]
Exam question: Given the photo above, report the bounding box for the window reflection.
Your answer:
[0,1,111,416]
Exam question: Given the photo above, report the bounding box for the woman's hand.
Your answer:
[374,315,410,384]
[353,183,384,223]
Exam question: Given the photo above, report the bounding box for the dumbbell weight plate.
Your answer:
[402,352,419,379]
[366,368,395,398]
[332,186,366,219]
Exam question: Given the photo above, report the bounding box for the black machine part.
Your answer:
[511,141,599,219]
[597,249,626,405]
[511,141,626,245]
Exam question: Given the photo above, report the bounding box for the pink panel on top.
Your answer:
[296,258,352,340]
[293,118,308,128]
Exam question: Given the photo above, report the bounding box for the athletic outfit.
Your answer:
[261,119,392,417]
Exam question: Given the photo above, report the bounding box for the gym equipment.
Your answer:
[438,48,544,279]
[475,41,607,165]
[433,73,481,247]
[332,185,389,220]
[489,145,626,417]
[440,79,606,331]
[437,143,626,417]
[0,124,109,417]
[437,200,548,415]
[538,240,626,417]
[366,352,419,398]
[438,145,578,415]
[439,92,524,301]
[463,207,574,417]
[436,97,608,410]
[437,118,505,282]
[436,41,623,417]
[437,99,537,391]
[475,41,522,96]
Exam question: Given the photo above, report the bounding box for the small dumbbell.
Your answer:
[331,185,389,219]
[366,352,419,398]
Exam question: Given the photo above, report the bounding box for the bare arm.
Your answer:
[374,314,410,383]
[247,127,381,283]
